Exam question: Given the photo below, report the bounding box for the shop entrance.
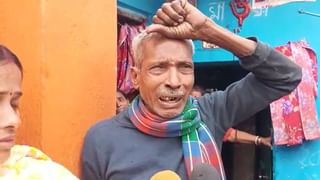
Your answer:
[195,61,273,180]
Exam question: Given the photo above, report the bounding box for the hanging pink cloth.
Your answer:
[270,98,291,145]
[271,41,320,146]
[273,46,304,145]
[290,42,320,141]
[117,23,145,95]
[305,45,318,97]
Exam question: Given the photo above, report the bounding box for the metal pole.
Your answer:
[298,9,320,17]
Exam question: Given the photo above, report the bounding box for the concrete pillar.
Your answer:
[0,0,116,176]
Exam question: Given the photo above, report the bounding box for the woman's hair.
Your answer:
[0,45,23,76]
[192,85,205,95]
[117,89,127,99]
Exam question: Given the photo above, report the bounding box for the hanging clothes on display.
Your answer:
[271,41,320,146]
[117,23,145,95]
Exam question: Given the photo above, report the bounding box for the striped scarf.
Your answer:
[128,96,226,179]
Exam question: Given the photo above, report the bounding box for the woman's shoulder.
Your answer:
[0,145,79,179]
[10,145,51,161]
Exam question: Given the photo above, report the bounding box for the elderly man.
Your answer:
[81,0,302,179]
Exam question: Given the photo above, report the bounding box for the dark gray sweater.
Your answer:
[81,42,302,180]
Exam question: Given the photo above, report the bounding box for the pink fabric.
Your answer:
[274,46,304,145]
[305,45,318,97]
[283,91,304,145]
[270,98,289,145]
[117,23,145,95]
[290,42,320,140]
[271,41,320,146]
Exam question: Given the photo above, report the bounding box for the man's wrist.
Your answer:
[193,17,218,42]
[194,18,257,57]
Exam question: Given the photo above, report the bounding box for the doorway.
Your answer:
[194,61,273,180]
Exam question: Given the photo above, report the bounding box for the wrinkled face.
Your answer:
[191,90,202,98]
[0,62,22,152]
[131,38,194,119]
[116,91,129,114]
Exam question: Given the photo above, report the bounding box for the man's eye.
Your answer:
[179,65,193,74]
[150,66,165,74]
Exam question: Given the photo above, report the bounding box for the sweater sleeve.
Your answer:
[198,41,302,140]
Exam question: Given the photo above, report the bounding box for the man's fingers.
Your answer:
[162,3,184,23]
[155,9,177,26]
[152,15,166,25]
[180,0,188,9]
[146,24,177,39]
[146,24,167,34]
[172,0,186,16]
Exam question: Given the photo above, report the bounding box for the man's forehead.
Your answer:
[155,58,193,64]
[137,34,193,68]
[144,36,189,46]
[144,40,192,56]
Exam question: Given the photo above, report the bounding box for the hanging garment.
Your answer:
[281,90,304,145]
[290,42,320,141]
[270,97,291,145]
[304,43,318,97]
[117,23,145,95]
[271,41,320,146]
[273,46,304,145]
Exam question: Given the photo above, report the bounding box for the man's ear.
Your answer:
[130,66,140,89]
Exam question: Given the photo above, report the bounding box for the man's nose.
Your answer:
[165,68,181,89]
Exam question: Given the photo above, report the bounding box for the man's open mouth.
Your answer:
[159,96,183,103]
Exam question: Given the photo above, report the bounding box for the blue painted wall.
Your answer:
[273,141,320,179]
[197,1,320,179]
[196,0,238,62]
[195,0,320,63]
[117,0,163,23]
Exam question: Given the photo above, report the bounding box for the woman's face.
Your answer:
[0,62,22,152]
[116,91,129,114]
[190,90,202,98]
